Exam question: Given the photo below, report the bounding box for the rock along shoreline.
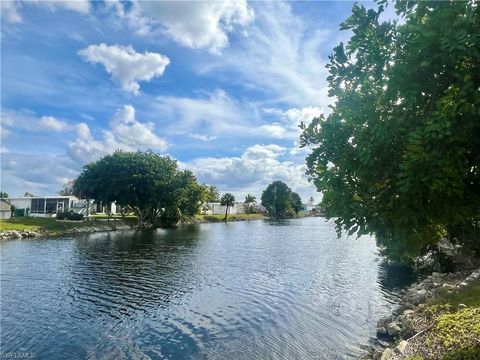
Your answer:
[364,268,480,359]
[0,215,270,240]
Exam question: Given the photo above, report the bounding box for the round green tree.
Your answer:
[74,150,204,227]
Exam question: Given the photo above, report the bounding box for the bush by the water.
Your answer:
[56,211,84,221]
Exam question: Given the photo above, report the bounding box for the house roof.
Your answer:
[5,196,77,200]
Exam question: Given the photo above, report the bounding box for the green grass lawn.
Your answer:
[0,216,136,232]
[0,217,84,231]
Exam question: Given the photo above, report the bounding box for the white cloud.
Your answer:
[188,134,217,142]
[243,144,286,160]
[1,108,71,132]
[41,0,91,14]
[260,106,323,139]
[153,89,260,137]
[1,152,80,196]
[1,1,22,23]
[259,123,288,139]
[109,105,167,149]
[103,0,152,36]
[78,43,170,94]
[187,144,317,200]
[68,105,167,164]
[139,0,254,54]
[39,116,68,132]
[203,2,333,107]
[1,0,90,23]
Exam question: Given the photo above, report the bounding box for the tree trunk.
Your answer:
[224,205,229,221]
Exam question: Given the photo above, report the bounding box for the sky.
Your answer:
[0,0,394,201]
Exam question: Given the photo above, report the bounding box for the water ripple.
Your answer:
[0,218,413,359]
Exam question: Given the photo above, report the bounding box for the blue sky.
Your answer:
[0,0,392,201]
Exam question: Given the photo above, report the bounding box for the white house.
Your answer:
[208,202,238,215]
[204,202,265,215]
[0,199,11,220]
[5,196,117,218]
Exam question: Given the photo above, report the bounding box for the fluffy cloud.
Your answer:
[260,106,323,139]
[1,109,71,132]
[1,0,90,23]
[78,44,170,94]
[139,1,254,54]
[39,116,69,132]
[68,105,167,163]
[187,144,317,200]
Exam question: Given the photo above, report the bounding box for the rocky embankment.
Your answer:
[0,229,41,239]
[0,222,133,240]
[365,268,480,359]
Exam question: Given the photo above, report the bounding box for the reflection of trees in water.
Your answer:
[67,226,204,322]
[377,262,416,292]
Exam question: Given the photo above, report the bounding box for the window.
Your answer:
[31,198,45,214]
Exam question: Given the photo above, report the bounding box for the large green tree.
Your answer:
[73,151,204,227]
[261,181,301,218]
[301,1,480,263]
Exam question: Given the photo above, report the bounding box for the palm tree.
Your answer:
[308,196,315,205]
[244,194,256,214]
[220,193,235,221]
[204,185,220,202]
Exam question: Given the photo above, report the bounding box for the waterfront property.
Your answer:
[204,202,266,215]
[4,195,117,217]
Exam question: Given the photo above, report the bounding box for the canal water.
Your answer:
[0,217,412,359]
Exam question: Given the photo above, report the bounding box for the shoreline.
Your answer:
[0,214,273,240]
[364,268,480,359]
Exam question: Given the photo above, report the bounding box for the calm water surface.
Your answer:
[0,218,413,359]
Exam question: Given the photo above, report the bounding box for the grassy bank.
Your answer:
[403,280,480,360]
[196,213,267,222]
[0,213,268,235]
[0,216,136,234]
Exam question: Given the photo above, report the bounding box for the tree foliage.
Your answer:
[0,191,8,198]
[301,0,480,263]
[290,192,304,214]
[73,151,204,227]
[244,194,256,214]
[220,193,235,220]
[261,181,303,218]
[58,180,75,196]
[202,185,220,202]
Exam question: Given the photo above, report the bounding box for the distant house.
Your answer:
[304,204,324,215]
[0,199,12,220]
[5,195,117,218]
[204,202,266,215]
[207,202,238,215]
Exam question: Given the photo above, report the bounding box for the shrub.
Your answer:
[444,347,480,360]
[56,211,84,221]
